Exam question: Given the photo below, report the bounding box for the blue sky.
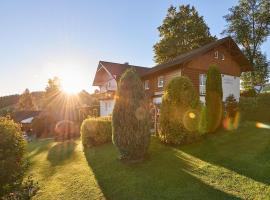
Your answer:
[0,0,269,95]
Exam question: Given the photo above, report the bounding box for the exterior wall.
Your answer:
[100,79,117,93]
[199,75,240,103]
[222,75,240,101]
[187,45,241,76]
[143,67,181,100]
[100,99,115,116]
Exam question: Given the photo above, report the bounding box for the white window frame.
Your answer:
[157,76,164,88]
[199,74,206,96]
[144,80,150,90]
[214,51,218,59]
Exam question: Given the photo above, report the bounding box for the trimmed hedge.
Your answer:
[159,76,200,145]
[239,93,270,122]
[81,117,112,148]
[0,117,25,196]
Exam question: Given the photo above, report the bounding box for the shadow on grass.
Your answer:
[27,138,53,160]
[84,139,240,200]
[47,140,77,166]
[179,122,270,186]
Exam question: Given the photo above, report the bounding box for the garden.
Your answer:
[1,66,270,199]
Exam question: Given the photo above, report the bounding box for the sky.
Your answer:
[0,0,269,96]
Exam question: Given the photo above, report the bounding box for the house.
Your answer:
[93,37,252,117]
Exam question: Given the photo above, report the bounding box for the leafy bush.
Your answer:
[240,93,270,122]
[225,94,238,118]
[112,68,151,160]
[0,117,25,196]
[81,117,112,148]
[159,76,200,145]
[205,65,223,133]
[2,176,39,200]
[0,117,39,199]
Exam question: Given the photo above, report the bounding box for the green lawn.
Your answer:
[27,122,270,200]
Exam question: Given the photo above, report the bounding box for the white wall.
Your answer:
[100,99,115,116]
[200,74,240,103]
[222,75,240,101]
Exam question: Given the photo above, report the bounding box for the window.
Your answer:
[107,81,111,88]
[144,80,150,90]
[199,74,206,95]
[105,102,108,111]
[158,76,164,88]
[214,51,218,59]
[221,54,225,60]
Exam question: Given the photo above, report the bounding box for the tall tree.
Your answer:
[43,77,61,109]
[153,5,216,64]
[223,0,270,90]
[205,65,223,133]
[18,89,35,111]
[112,68,151,161]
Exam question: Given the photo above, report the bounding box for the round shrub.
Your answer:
[0,117,26,196]
[81,117,112,148]
[159,76,200,145]
[112,68,151,161]
[205,65,223,133]
[54,120,79,141]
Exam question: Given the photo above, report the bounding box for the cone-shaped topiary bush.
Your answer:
[112,68,151,161]
[159,76,200,145]
[205,65,223,133]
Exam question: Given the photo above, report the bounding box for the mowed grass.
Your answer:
[27,122,270,200]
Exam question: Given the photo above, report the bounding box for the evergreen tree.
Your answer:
[154,4,216,64]
[223,0,270,91]
[205,65,223,133]
[18,89,35,111]
[112,68,151,161]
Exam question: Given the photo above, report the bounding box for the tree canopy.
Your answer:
[223,0,270,90]
[153,4,216,64]
[17,89,35,111]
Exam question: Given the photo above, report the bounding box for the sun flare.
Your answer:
[58,69,82,94]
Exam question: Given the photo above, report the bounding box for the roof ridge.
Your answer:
[153,36,231,68]
[100,60,149,69]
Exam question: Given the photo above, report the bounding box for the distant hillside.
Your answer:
[0,90,98,112]
[0,91,45,110]
[0,94,20,109]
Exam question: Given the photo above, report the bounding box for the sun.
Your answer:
[59,69,82,94]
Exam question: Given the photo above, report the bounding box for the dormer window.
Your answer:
[145,80,150,90]
[158,76,164,88]
[214,51,218,59]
